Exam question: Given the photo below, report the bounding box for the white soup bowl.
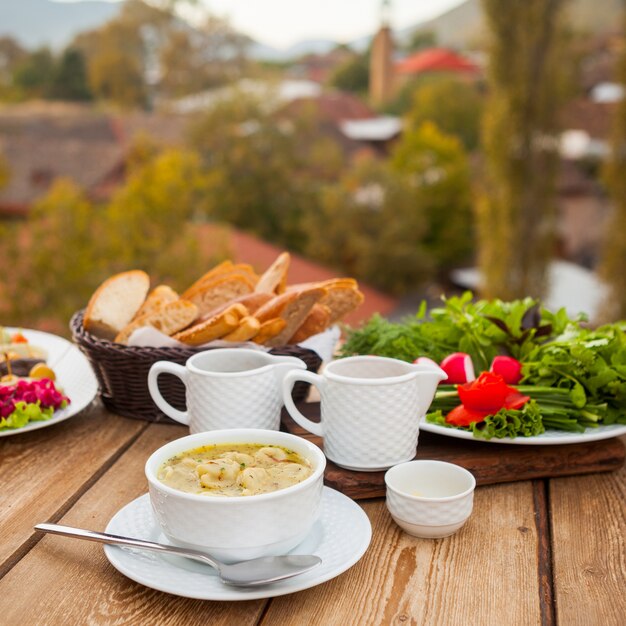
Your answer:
[145,428,326,563]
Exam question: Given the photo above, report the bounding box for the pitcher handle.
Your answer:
[282,370,326,437]
[148,361,189,425]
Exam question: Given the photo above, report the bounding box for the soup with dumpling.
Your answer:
[157,443,313,496]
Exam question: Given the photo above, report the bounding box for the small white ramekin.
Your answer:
[384,460,476,539]
[145,428,326,562]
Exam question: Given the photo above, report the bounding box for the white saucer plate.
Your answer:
[420,418,626,445]
[104,487,372,601]
[0,328,98,437]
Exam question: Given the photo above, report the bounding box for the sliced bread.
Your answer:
[173,303,244,346]
[255,252,290,294]
[115,299,198,345]
[133,285,179,320]
[290,303,331,343]
[84,270,150,339]
[254,287,326,347]
[183,274,255,317]
[182,263,258,300]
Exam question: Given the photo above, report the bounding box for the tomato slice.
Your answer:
[445,405,487,427]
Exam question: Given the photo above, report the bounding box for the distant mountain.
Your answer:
[0,0,120,49]
[409,0,624,50]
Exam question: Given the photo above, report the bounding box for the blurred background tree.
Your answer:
[0,179,107,327]
[304,155,433,294]
[401,77,483,150]
[105,146,220,288]
[48,48,92,101]
[599,6,626,321]
[11,48,54,99]
[0,37,27,100]
[476,0,567,300]
[0,152,8,190]
[328,50,370,95]
[390,121,474,272]
[75,18,148,108]
[0,146,228,331]
[159,15,250,98]
[188,94,344,252]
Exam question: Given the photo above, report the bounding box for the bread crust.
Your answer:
[290,304,331,343]
[133,285,179,320]
[254,287,325,347]
[255,252,290,295]
[84,270,150,339]
[252,318,287,345]
[115,299,198,344]
[182,263,258,300]
[183,274,255,317]
[223,316,261,342]
[173,304,242,345]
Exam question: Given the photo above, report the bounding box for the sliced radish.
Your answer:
[440,353,476,384]
[490,356,523,385]
[412,356,439,368]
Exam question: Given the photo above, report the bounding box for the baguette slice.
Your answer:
[183,274,255,317]
[133,285,179,320]
[290,304,331,343]
[254,287,325,347]
[223,316,261,342]
[200,292,272,321]
[84,270,150,340]
[173,304,242,346]
[286,278,363,324]
[252,318,287,345]
[115,300,198,345]
[182,263,257,300]
[322,284,364,324]
[255,252,290,295]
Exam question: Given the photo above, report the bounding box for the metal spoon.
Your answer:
[34,523,321,587]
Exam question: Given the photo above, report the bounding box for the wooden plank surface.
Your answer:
[0,403,145,573]
[261,481,543,626]
[550,438,626,626]
[282,405,626,499]
[0,422,267,626]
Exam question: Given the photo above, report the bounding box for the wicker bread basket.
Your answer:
[70,310,322,423]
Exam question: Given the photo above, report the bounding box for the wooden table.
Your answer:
[0,402,624,626]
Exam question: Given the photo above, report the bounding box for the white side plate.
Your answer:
[0,328,98,437]
[420,418,626,445]
[104,487,372,601]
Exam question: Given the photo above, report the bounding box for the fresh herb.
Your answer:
[341,292,576,371]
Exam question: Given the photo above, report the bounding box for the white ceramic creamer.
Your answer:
[148,348,306,433]
[282,355,447,471]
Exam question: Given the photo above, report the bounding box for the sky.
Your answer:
[63,0,466,49]
[197,0,465,48]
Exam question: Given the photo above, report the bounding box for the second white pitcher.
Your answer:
[282,355,447,471]
[148,348,306,433]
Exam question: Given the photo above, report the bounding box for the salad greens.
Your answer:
[342,292,626,438]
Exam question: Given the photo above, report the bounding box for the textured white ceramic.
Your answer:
[0,328,98,437]
[419,418,626,445]
[104,487,371,601]
[145,428,326,562]
[385,460,476,539]
[282,356,447,471]
[148,348,306,433]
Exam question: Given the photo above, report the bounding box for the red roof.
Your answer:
[395,47,479,76]
[279,92,376,123]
